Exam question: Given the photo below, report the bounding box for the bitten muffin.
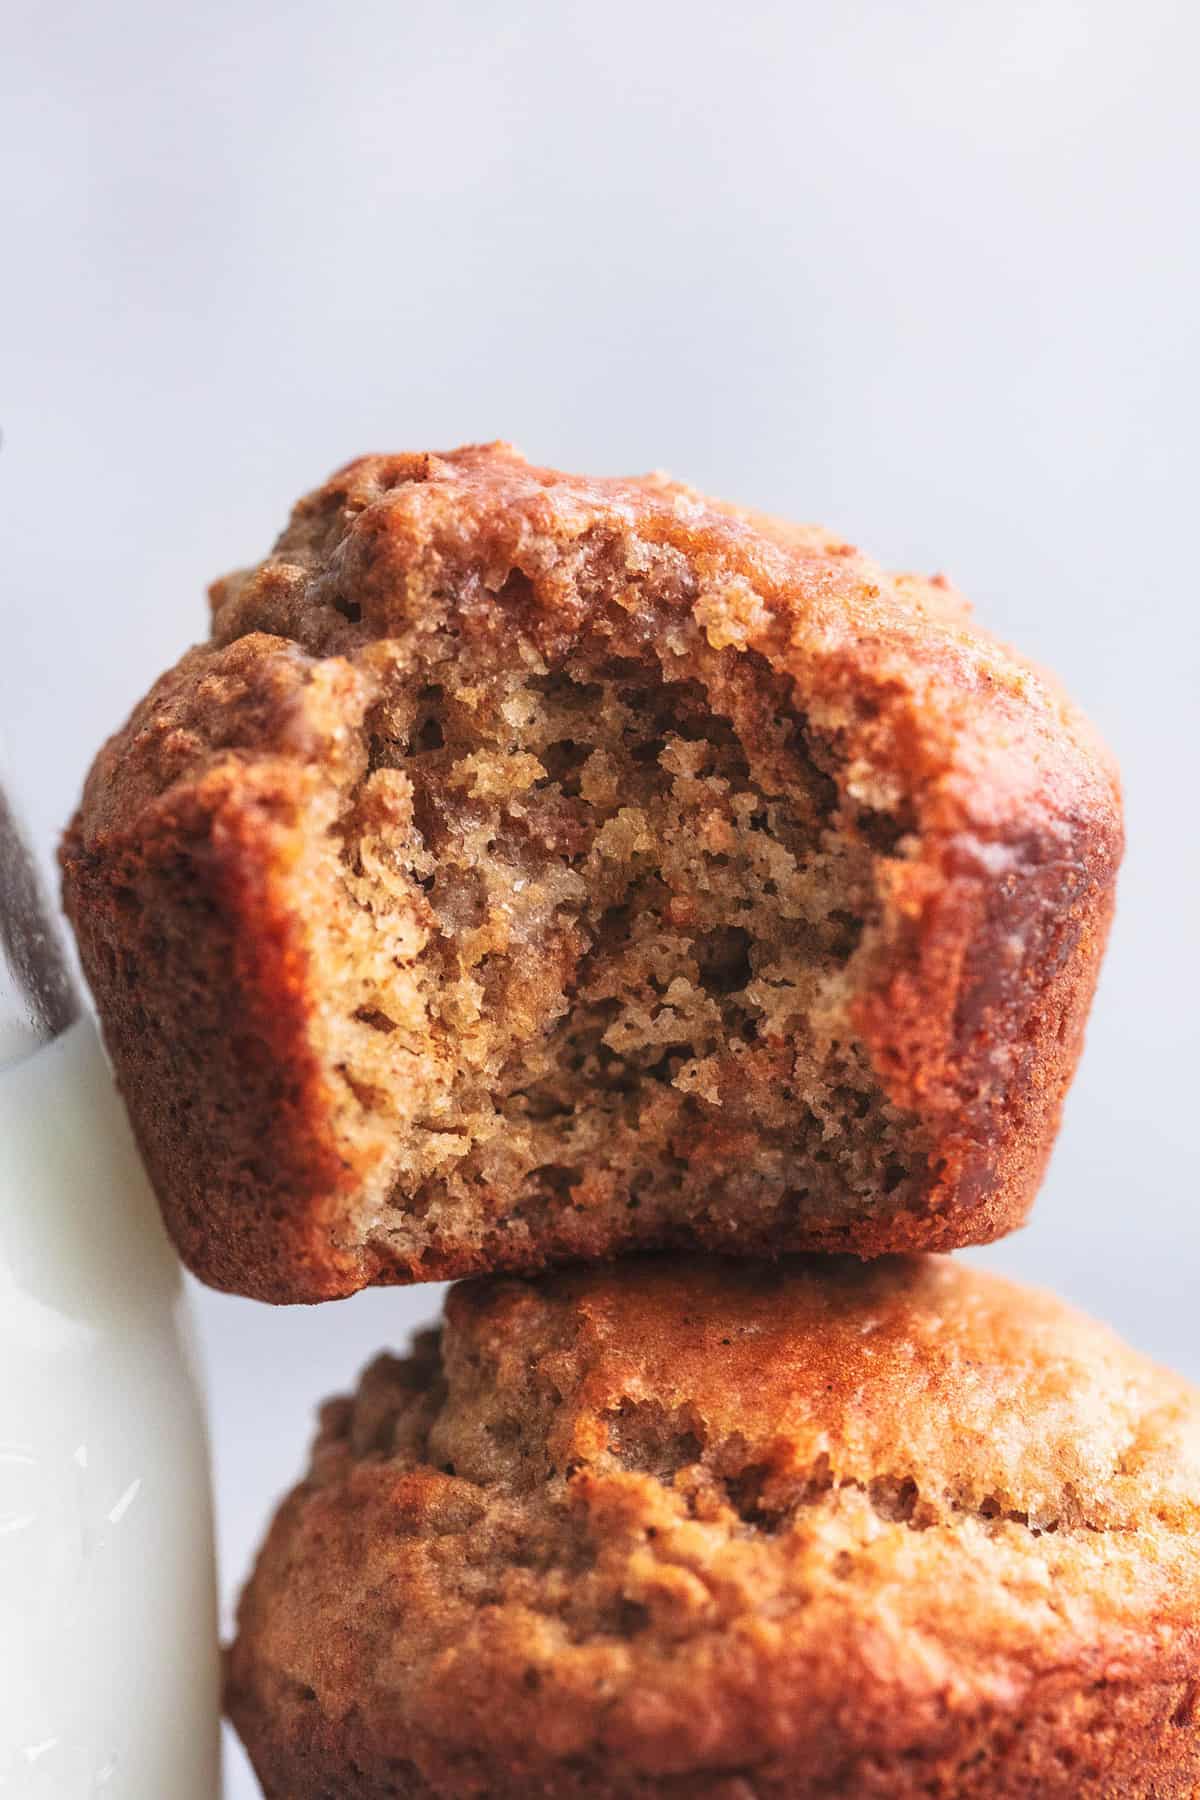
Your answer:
[61,446,1121,1301]
[227,1255,1200,1798]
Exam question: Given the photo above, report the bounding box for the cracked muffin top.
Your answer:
[62,445,1122,1300]
[228,1255,1200,1798]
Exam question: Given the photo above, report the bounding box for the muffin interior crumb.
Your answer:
[306,624,929,1267]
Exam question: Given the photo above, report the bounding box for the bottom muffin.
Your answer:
[228,1256,1200,1798]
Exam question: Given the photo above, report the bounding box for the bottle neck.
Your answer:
[0,785,80,1071]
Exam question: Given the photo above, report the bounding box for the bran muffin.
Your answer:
[227,1255,1200,1797]
[61,446,1121,1301]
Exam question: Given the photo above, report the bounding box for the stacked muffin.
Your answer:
[63,448,1200,1797]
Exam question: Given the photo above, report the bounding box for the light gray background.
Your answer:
[2,2,1197,1793]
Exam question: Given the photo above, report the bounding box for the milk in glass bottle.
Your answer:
[0,783,221,1797]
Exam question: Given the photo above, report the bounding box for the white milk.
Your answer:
[0,1016,222,1797]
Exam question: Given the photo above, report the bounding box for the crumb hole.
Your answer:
[605,1399,705,1478]
[695,924,753,996]
[355,1006,397,1033]
[868,1474,922,1525]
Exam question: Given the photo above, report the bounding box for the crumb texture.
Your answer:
[61,446,1123,1299]
[228,1255,1200,1797]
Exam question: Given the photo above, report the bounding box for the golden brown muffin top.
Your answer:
[434,1255,1199,1536]
[230,1257,1200,1795]
[91,442,1120,860]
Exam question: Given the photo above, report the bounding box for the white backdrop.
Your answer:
[3,3,1198,1792]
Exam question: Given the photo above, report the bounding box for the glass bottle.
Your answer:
[0,782,222,1797]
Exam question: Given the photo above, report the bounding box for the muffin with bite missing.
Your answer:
[62,446,1121,1300]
